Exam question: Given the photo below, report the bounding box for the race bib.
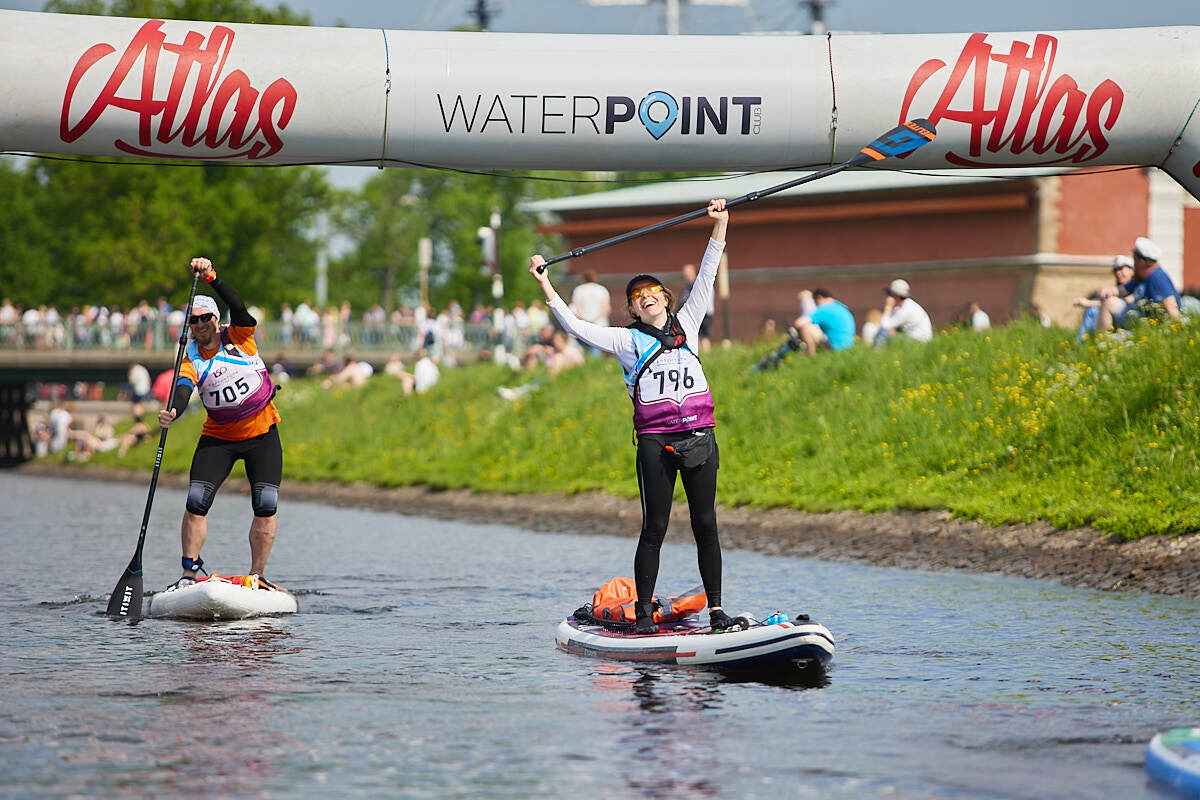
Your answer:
[636,348,708,406]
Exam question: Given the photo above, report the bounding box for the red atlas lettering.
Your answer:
[899,33,1123,167]
[60,20,297,159]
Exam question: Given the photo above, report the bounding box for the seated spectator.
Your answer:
[307,348,344,377]
[789,287,855,356]
[47,401,72,455]
[322,353,374,389]
[875,279,933,346]
[1074,256,1133,340]
[118,404,153,457]
[1097,238,1181,331]
[861,308,883,345]
[413,350,439,394]
[383,352,416,395]
[522,324,556,368]
[969,302,991,331]
[270,354,295,385]
[546,330,585,375]
[70,415,117,461]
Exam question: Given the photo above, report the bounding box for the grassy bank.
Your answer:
[85,318,1200,540]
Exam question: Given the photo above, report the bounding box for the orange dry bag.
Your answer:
[589,577,707,624]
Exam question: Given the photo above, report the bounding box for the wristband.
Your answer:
[204,271,217,284]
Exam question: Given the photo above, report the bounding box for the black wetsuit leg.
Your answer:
[188,426,281,515]
[679,441,721,607]
[633,434,721,606]
[241,426,282,512]
[188,436,239,513]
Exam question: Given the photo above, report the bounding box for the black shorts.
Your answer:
[189,425,282,491]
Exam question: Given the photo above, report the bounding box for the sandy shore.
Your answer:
[17,461,1200,599]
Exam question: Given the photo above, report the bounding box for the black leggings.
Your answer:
[187,425,282,517]
[634,432,721,608]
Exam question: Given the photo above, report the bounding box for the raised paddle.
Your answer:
[105,269,203,621]
[536,118,937,272]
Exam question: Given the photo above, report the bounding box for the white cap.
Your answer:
[887,279,910,299]
[190,295,219,318]
[1111,255,1134,270]
[1133,237,1161,262]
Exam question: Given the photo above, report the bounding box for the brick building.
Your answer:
[526,167,1199,341]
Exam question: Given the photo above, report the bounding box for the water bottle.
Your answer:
[766,611,788,625]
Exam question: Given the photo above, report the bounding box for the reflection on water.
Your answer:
[175,618,301,666]
[1,473,1198,799]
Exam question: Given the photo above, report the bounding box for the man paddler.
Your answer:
[158,257,282,590]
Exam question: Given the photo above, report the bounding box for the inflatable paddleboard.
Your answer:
[1146,728,1200,798]
[146,574,298,620]
[556,613,834,674]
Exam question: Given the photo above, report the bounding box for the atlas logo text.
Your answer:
[900,33,1123,166]
[61,20,298,159]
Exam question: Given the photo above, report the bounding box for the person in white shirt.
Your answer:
[569,270,612,355]
[570,270,611,327]
[969,302,991,331]
[413,351,440,393]
[876,279,933,345]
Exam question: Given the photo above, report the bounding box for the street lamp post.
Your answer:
[477,209,503,302]
[418,236,432,308]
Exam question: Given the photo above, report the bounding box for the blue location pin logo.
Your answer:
[638,91,679,140]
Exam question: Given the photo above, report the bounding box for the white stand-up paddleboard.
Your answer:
[1146,728,1200,798]
[146,574,298,620]
[557,613,834,675]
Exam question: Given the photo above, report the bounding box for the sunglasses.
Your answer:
[188,313,215,325]
[629,284,664,302]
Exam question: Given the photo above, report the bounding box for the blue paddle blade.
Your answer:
[859,118,937,161]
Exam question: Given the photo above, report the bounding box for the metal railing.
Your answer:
[0,320,538,357]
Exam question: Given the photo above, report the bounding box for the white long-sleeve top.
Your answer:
[880,297,934,342]
[547,238,724,373]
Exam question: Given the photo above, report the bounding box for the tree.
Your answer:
[0,0,332,312]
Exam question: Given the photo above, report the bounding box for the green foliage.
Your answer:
[44,0,312,25]
[330,168,601,311]
[2,156,330,311]
[1,0,328,311]
[93,318,1200,540]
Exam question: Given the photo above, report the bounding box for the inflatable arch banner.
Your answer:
[2,10,1200,200]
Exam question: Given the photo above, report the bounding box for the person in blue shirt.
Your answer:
[1097,237,1181,331]
[791,287,856,355]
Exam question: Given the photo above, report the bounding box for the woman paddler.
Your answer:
[528,198,734,634]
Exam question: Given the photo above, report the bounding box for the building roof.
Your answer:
[523,167,1070,214]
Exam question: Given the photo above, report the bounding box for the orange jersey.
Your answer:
[179,325,280,441]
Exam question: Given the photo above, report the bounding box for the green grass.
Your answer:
[85,317,1200,540]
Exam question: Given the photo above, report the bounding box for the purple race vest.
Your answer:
[186,330,275,424]
[625,328,715,434]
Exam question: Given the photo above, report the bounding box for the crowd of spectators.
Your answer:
[0,294,570,362]
[756,234,1195,371]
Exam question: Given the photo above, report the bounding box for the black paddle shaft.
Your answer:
[535,118,937,273]
[105,269,203,620]
[536,154,873,272]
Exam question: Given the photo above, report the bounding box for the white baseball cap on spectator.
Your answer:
[1111,255,1134,271]
[887,279,910,299]
[1133,237,1162,262]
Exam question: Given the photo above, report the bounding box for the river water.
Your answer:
[1,472,1196,799]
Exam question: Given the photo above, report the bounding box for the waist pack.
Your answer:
[664,430,714,469]
[584,576,707,625]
